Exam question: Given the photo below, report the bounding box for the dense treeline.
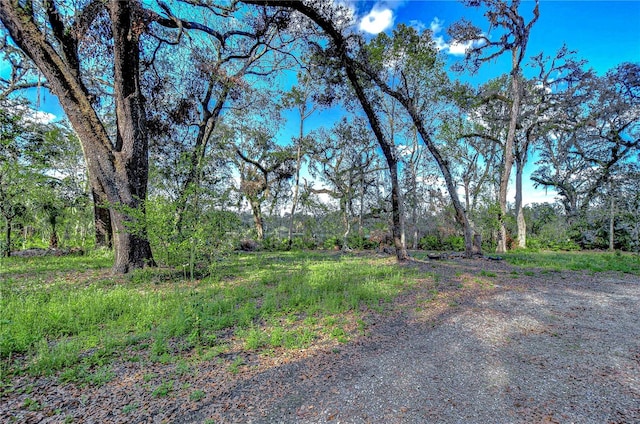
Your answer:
[0,0,638,271]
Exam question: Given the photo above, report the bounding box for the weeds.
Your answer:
[151,380,174,397]
[505,251,640,275]
[10,249,629,384]
[1,251,421,379]
[228,357,245,374]
[190,389,205,402]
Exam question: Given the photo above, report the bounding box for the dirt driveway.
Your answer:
[2,258,639,423]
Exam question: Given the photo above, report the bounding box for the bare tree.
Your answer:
[281,74,319,248]
[449,0,539,253]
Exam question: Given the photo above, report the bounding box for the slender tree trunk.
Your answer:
[243,0,409,261]
[497,70,523,253]
[358,172,365,236]
[288,122,304,249]
[49,220,58,249]
[515,158,526,249]
[609,182,615,251]
[249,199,264,241]
[3,217,10,257]
[341,198,351,251]
[175,82,229,233]
[411,201,418,250]
[387,159,408,260]
[410,117,474,258]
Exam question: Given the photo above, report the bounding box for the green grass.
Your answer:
[0,251,421,379]
[11,249,631,382]
[504,250,640,275]
[189,389,205,402]
[0,248,113,276]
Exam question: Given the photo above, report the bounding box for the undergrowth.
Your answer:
[0,251,420,383]
[504,250,640,275]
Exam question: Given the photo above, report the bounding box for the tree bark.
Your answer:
[109,0,155,273]
[515,157,526,249]
[92,189,112,248]
[0,0,155,273]
[250,199,265,241]
[497,72,521,253]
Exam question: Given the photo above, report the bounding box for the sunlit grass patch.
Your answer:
[0,251,421,379]
[504,250,640,275]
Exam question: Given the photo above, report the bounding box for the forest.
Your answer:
[0,0,639,274]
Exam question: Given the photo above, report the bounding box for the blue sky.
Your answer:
[288,0,640,205]
[354,0,640,77]
[12,0,640,205]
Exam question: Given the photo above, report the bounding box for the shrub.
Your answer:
[290,236,317,250]
[323,236,342,250]
[261,236,289,252]
[443,235,465,252]
[419,234,442,251]
[347,234,378,250]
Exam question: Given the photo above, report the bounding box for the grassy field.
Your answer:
[503,250,640,275]
[0,250,423,386]
[1,249,638,389]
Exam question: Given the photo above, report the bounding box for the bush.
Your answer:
[347,234,378,250]
[290,236,318,250]
[443,235,465,252]
[526,236,580,251]
[419,234,442,251]
[323,236,342,250]
[261,236,289,252]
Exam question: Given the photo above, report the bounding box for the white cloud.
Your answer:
[447,40,475,56]
[430,17,444,34]
[359,8,394,34]
[10,104,57,124]
[409,19,426,32]
[429,17,481,56]
[27,110,56,124]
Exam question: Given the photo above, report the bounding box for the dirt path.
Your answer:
[2,259,639,423]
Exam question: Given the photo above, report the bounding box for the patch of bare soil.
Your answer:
[2,258,639,423]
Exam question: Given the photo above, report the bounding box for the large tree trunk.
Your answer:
[92,189,113,248]
[109,0,155,273]
[0,0,155,273]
